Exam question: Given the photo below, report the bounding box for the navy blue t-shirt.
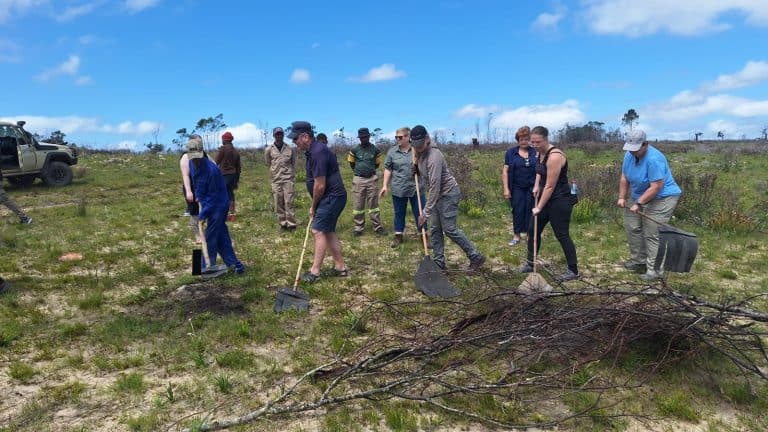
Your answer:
[504,146,537,190]
[306,139,346,198]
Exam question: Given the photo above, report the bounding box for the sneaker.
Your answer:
[469,254,486,271]
[508,238,521,246]
[234,263,246,275]
[519,261,534,273]
[20,216,32,225]
[554,269,581,282]
[391,234,403,248]
[639,270,663,281]
[622,261,647,274]
[227,214,236,222]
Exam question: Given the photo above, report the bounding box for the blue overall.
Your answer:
[190,157,242,270]
[504,146,537,234]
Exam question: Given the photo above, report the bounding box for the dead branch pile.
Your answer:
[182,282,768,431]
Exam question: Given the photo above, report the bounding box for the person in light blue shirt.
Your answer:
[616,129,681,281]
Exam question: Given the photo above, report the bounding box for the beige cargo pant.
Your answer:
[352,175,382,233]
[272,181,296,229]
[624,195,680,271]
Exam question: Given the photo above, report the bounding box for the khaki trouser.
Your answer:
[272,181,296,228]
[624,195,680,271]
[352,175,382,233]
[0,185,28,221]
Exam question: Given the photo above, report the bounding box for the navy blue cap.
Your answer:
[287,121,312,139]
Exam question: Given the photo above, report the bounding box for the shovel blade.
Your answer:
[414,257,460,298]
[274,288,310,313]
[518,273,553,294]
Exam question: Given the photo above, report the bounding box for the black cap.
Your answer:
[410,125,428,148]
[287,121,312,139]
[357,127,370,138]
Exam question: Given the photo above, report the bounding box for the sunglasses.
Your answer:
[395,136,405,140]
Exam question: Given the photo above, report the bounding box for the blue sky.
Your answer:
[2,0,767,150]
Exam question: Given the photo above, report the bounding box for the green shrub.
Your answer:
[571,197,600,223]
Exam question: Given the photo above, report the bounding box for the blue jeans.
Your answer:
[392,194,425,234]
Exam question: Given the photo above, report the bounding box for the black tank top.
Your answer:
[535,146,570,201]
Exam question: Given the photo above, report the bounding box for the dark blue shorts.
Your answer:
[313,194,347,233]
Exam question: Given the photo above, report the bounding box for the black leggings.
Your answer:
[527,196,578,274]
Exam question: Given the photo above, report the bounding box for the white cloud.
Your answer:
[0,0,46,23]
[222,123,270,148]
[311,42,320,49]
[532,4,567,31]
[354,64,406,83]
[706,119,739,136]
[702,60,768,92]
[75,75,92,85]
[583,0,768,37]
[490,100,586,131]
[290,68,310,84]
[114,120,162,135]
[0,38,21,63]
[36,55,81,81]
[124,0,160,13]
[454,104,501,119]
[114,140,139,150]
[0,115,163,136]
[652,93,768,121]
[56,1,100,22]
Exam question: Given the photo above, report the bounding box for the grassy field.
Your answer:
[1,140,768,431]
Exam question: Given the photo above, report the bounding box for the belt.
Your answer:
[355,174,375,178]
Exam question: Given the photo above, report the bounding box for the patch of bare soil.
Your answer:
[162,282,248,318]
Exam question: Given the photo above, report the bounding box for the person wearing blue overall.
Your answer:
[502,126,537,246]
[187,136,245,274]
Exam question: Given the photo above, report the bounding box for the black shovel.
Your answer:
[638,211,698,273]
[413,172,460,298]
[274,219,312,313]
[198,220,228,279]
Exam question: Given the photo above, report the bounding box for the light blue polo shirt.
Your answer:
[622,145,681,201]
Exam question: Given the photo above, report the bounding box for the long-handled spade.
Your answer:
[518,201,553,293]
[413,172,460,298]
[273,219,312,313]
[197,220,228,279]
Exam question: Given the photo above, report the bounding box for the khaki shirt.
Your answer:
[416,146,459,218]
[265,142,296,184]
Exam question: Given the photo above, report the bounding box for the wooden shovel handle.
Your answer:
[533,196,539,273]
[198,220,210,267]
[293,218,313,291]
[413,150,429,257]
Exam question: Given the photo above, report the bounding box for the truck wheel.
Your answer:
[7,175,37,186]
[42,161,73,186]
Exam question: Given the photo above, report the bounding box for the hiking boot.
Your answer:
[554,269,581,282]
[391,233,403,248]
[519,261,534,273]
[469,254,486,271]
[622,260,647,274]
[20,216,32,225]
[639,270,663,281]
